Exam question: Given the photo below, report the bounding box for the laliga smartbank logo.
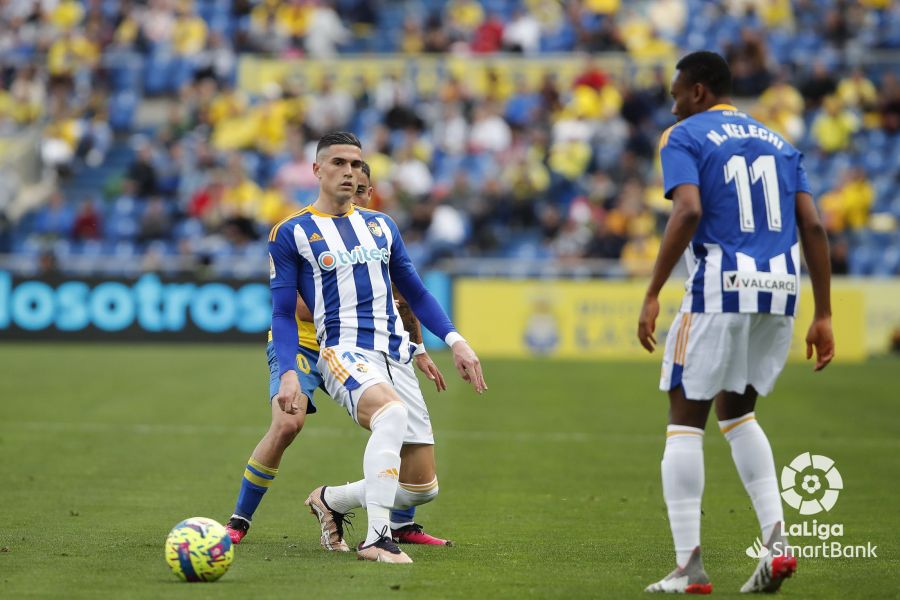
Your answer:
[743,453,878,560]
[780,452,842,514]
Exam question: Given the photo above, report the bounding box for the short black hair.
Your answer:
[676,51,732,97]
[316,131,362,156]
[361,161,371,181]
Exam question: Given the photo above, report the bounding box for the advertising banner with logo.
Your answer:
[455,278,867,361]
[0,272,270,342]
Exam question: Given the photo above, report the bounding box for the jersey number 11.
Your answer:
[724,154,782,233]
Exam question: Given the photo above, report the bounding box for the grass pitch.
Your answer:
[0,344,897,599]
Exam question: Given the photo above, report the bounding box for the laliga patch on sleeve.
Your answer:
[269,253,276,279]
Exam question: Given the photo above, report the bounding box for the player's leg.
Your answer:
[307,347,411,563]
[391,444,450,545]
[388,358,451,545]
[226,343,315,544]
[647,313,716,594]
[726,314,796,593]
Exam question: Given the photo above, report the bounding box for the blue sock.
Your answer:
[390,506,416,528]
[232,457,278,522]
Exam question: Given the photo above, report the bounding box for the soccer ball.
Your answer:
[164,517,234,582]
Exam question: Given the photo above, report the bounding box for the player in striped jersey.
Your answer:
[224,163,451,547]
[269,132,486,563]
[637,52,834,594]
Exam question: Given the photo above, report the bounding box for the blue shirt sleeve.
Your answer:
[385,216,457,341]
[268,224,301,378]
[660,125,700,200]
[269,224,300,290]
[796,154,812,195]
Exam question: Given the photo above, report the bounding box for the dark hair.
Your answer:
[361,161,371,181]
[316,131,362,156]
[676,51,732,97]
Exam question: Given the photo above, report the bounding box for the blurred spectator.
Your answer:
[172,3,208,56]
[820,168,873,233]
[32,192,74,240]
[143,0,177,46]
[434,102,469,155]
[445,0,485,39]
[502,9,541,54]
[275,135,318,199]
[755,73,805,141]
[306,77,354,135]
[393,146,433,197]
[811,96,859,154]
[469,104,512,153]
[128,144,160,198]
[471,13,504,53]
[138,196,173,243]
[648,0,686,39]
[305,1,349,58]
[837,68,879,113]
[423,14,453,53]
[725,28,772,96]
[72,199,102,241]
[800,61,838,110]
[879,73,900,134]
[573,57,609,91]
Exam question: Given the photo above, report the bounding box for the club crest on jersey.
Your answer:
[317,245,390,271]
[367,221,383,238]
[355,363,369,373]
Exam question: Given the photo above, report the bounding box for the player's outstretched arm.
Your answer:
[796,191,834,371]
[386,217,485,393]
[638,184,702,352]
[394,284,447,392]
[272,287,302,414]
[450,338,487,394]
[269,226,304,414]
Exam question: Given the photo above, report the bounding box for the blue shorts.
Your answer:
[266,341,323,414]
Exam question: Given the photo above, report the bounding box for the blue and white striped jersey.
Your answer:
[660,104,812,316]
[268,204,455,363]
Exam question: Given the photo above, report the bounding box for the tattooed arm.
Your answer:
[394,283,446,392]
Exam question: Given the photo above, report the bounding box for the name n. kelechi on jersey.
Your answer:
[722,270,797,293]
[705,122,784,151]
[317,245,390,271]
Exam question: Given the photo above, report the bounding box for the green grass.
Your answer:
[0,344,897,599]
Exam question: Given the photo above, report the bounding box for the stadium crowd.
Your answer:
[2,0,899,278]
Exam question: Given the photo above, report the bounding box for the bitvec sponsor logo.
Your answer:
[317,246,389,272]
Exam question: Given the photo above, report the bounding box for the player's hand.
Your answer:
[805,316,835,371]
[414,352,447,392]
[451,340,487,394]
[276,371,302,414]
[638,294,660,352]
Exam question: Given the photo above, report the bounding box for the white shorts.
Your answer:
[318,345,434,444]
[659,312,794,400]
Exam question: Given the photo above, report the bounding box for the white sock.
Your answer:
[363,402,407,545]
[720,412,783,541]
[324,476,440,519]
[393,477,439,510]
[662,425,705,567]
[323,480,366,514]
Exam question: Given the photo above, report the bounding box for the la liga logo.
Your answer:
[744,452,878,559]
[780,452,843,515]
